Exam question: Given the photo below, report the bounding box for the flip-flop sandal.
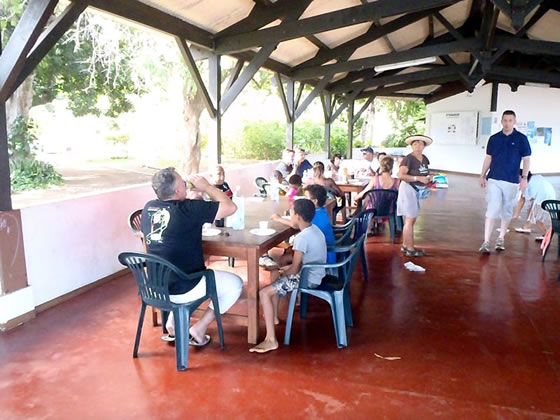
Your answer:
[400,246,408,253]
[405,248,425,257]
[189,334,211,347]
[161,334,175,342]
[515,228,531,233]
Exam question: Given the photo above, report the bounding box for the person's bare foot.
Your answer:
[249,339,279,353]
[189,327,207,345]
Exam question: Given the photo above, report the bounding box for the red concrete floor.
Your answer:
[1,174,560,419]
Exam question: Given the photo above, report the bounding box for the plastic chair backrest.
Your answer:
[353,209,376,240]
[255,177,268,195]
[300,234,365,289]
[128,209,142,234]
[118,252,212,311]
[542,200,560,233]
[362,189,398,217]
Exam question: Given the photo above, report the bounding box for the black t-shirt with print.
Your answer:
[400,153,430,187]
[141,199,219,294]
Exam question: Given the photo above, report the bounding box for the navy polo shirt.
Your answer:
[486,129,531,184]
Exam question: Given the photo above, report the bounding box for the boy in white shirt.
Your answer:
[250,199,327,354]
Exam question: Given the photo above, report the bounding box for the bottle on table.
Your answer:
[231,185,245,230]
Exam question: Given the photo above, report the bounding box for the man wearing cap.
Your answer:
[361,146,379,175]
[479,110,531,254]
[397,135,433,257]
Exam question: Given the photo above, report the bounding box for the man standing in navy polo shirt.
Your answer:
[479,110,531,253]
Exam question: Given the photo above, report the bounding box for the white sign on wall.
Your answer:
[430,111,478,145]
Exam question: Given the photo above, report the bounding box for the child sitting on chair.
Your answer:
[286,174,304,199]
[250,199,326,354]
[271,184,336,263]
[270,170,287,196]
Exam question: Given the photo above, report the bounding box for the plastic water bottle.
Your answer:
[231,186,245,230]
[270,180,280,201]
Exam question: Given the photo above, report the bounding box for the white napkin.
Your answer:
[404,261,426,272]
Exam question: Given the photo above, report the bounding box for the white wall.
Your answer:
[13,161,282,314]
[426,83,560,174]
[21,185,153,307]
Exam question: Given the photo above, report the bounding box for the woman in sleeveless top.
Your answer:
[355,156,399,205]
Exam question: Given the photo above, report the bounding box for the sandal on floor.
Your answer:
[405,248,425,257]
[400,246,408,253]
[515,228,531,234]
[189,334,211,347]
[161,334,175,342]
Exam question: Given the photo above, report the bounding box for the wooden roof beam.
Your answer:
[214,0,458,54]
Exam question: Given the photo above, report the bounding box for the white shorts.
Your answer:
[169,270,242,313]
[165,270,243,336]
[486,179,518,220]
[397,181,421,218]
[527,201,549,224]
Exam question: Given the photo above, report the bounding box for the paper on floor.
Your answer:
[404,261,426,272]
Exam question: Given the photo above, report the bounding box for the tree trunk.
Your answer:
[179,86,205,176]
[6,75,34,128]
[360,101,375,144]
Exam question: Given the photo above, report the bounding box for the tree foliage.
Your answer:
[34,12,146,117]
[1,4,145,118]
[376,99,426,147]
[8,116,63,192]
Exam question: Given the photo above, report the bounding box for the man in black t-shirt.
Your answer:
[141,168,242,346]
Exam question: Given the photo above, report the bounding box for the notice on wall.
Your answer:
[535,127,552,146]
[430,111,478,145]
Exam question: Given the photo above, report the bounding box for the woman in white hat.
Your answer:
[397,135,433,257]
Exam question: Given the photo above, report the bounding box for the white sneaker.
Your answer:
[259,255,278,268]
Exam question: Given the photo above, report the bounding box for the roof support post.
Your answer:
[353,96,375,125]
[224,59,244,92]
[274,73,295,149]
[490,82,498,112]
[347,100,355,159]
[208,54,222,165]
[9,0,87,99]
[331,91,360,122]
[0,101,11,211]
[0,33,12,211]
[285,78,295,149]
[176,38,217,119]
[321,92,333,158]
[0,0,58,102]
[220,43,276,115]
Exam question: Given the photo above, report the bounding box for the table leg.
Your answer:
[247,248,260,344]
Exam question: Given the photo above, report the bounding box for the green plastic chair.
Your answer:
[283,235,366,348]
[118,252,224,371]
[541,200,560,262]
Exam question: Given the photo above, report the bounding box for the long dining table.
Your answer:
[202,196,334,344]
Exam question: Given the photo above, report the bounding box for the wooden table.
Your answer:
[337,178,370,213]
[202,196,335,344]
[202,197,296,344]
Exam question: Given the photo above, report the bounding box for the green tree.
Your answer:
[377,99,426,147]
[8,116,62,192]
